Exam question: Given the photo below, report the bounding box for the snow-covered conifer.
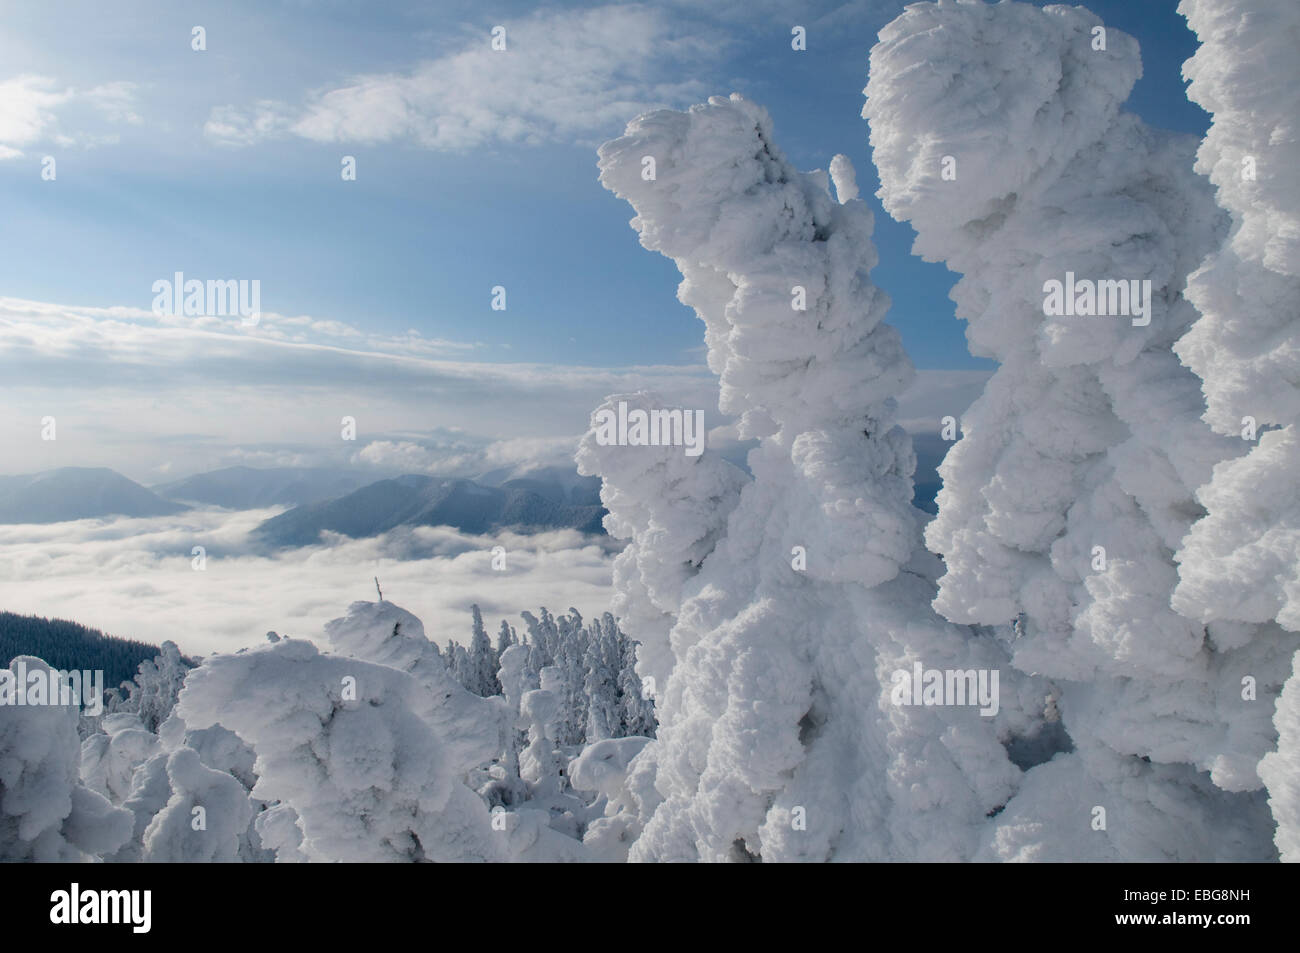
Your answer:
[116,641,191,733]
[597,93,1020,861]
[468,604,501,697]
[496,619,517,657]
[577,391,745,692]
[582,619,620,741]
[323,600,502,776]
[1171,0,1300,857]
[0,657,132,860]
[865,0,1285,858]
[141,747,253,862]
[175,638,502,862]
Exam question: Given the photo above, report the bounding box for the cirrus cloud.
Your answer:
[0,74,140,159]
[205,5,717,151]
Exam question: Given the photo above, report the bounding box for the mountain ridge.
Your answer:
[0,467,187,524]
[254,473,607,547]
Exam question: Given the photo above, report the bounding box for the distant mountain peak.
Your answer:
[254,472,606,547]
[0,468,188,524]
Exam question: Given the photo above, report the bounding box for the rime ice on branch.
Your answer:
[592,93,1019,861]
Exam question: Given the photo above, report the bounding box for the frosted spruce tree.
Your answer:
[865,0,1283,859]
[1172,0,1300,859]
[467,604,502,698]
[582,614,620,741]
[594,94,1023,862]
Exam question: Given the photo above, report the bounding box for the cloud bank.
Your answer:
[0,507,617,659]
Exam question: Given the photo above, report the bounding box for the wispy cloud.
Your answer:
[894,369,994,433]
[205,5,716,151]
[0,74,140,159]
[352,434,581,476]
[0,296,719,479]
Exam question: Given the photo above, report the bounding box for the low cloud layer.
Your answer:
[0,296,719,480]
[0,507,617,659]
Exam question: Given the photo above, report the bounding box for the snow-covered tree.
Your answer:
[1259,652,1300,862]
[518,669,566,797]
[81,711,160,805]
[495,619,516,657]
[254,802,306,863]
[103,750,171,864]
[112,641,192,732]
[865,0,1283,859]
[613,617,656,738]
[444,640,470,692]
[577,391,746,693]
[553,613,588,746]
[175,637,503,862]
[482,643,531,809]
[8,602,655,866]
[1170,0,1300,858]
[0,657,133,861]
[323,600,503,778]
[596,93,1020,861]
[141,747,253,863]
[569,735,654,862]
[513,607,593,745]
[582,616,620,741]
[467,604,502,697]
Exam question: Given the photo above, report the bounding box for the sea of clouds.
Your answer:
[0,506,617,658]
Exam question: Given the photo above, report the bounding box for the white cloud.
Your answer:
[894,368,994,432]
[0,294,982,482]
[205,5,716,151]
[0,74,140,158]
[352,433,587,477]
[0,295,718,479]
[204,100,296,148]
[353,440,448,472]
[0,508,617,658]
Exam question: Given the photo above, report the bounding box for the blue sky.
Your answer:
[0,0,1211,479]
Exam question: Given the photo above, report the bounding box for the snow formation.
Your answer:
[1172,0,1300,857]
[865,0,1285,859]
[593,92,1022,861]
